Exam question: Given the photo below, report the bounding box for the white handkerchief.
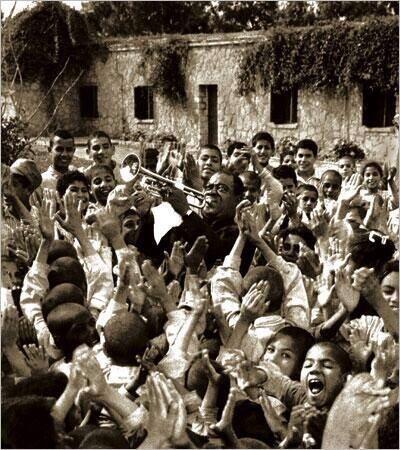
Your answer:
[151,202,183,244]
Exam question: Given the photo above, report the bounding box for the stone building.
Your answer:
[8,31,398,162]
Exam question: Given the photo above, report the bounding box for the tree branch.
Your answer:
[27,70,84,147]
[26,57,70,122]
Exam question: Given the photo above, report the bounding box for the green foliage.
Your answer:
[237,18,398,95]
[1,116,33,166]
[329,140,366,161]
[2,2,106,88]
[139,39,189,104]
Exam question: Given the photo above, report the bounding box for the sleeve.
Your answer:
[268,256,310,330]
[19,261,50,335]
[260,168,284,220]
[210,255,244,344]
[257,362,307,409]
[82,253,114,313]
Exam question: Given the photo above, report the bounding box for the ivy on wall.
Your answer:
[2,2,107,88]
[139,39,189,104]
[237,17,398,95]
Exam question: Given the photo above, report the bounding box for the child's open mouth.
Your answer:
[308,378,324,395]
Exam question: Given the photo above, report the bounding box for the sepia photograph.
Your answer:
[1,1,399,448]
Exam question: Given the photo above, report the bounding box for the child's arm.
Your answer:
[226,280,270,349]
[1,306,31,377]
[20,196,55,347]
[353,268,399,339]
[56,194,114,316]
[51,362,86,425]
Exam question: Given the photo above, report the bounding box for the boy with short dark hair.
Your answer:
[295,139,320,187]
[41,129,76,190]
[85,130,121,182]
[273,165,298,194]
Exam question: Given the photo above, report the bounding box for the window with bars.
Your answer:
[270,88,298,124]
[134,86,154,120]
[79,85,99,118]
[362,85,396,128]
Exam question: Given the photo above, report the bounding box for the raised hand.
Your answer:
[18,316,38,346]
[95,207,123,243]
[303,405,328,448]
[55,192,84,238]
[315,275,335,308]
[184,235,209,273]
[140,260,168,300]
[282,192,299,219]
[351,267,376,292]
[338,173,363,204]
[347,326,374,372]
[141,372,187,448]
[309,209,329,238]
[23,344,49,374]
[280,404,305,448]
[164,241,185,277]
[240,280,270,322]
[183,153,202,191]
[209,387,240,446]
[371,333,398,388]
[235,199,253,232]
[74,345,108,399]
[37,193,56,241]
[324,237,346,276]
[297,242,322,278]
[335,254,360,313]
[1,305,19,350]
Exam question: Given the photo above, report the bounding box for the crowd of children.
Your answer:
[1,128,398,449]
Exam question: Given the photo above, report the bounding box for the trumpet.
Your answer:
[120,153,204,208]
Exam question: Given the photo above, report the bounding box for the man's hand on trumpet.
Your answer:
[162,186,190,216]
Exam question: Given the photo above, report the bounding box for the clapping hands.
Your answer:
[240,280,270,322]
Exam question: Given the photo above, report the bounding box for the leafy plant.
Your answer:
[2,2,107,88]
[329,140,366,161]
[237,17,398,95]
[139,39,189,103]
[1,116,33,166]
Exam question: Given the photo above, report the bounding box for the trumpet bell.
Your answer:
[120,153,141,183]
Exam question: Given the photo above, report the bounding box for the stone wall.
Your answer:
[5,32,398,163]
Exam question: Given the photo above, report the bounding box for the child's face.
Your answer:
[240,177,260,204]
[65,181,90,211]
[253,139,274,167]
[198,148,221,182]
[337,157,354,179]
[90,169,116,206]
[263,334,299,379]
[228,148,250,174]
[87,137,115,166]
[297,189,318,214]
[364,166,381,191]
[65,310,99,351]
[321,173,342,200]
[300,344,346,408]
[122,213,140,245]
[282,154,296,168]
[295,148,316,173]
[278,234,306,264]
[279,177,296,193]
[381,271,399,312]
[50,136,75,172]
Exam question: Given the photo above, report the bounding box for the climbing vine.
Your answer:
[139,39,189,104]
[2,2,107,88]
[237,17,398,95]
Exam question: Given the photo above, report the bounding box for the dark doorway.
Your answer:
[199,85,218,145]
